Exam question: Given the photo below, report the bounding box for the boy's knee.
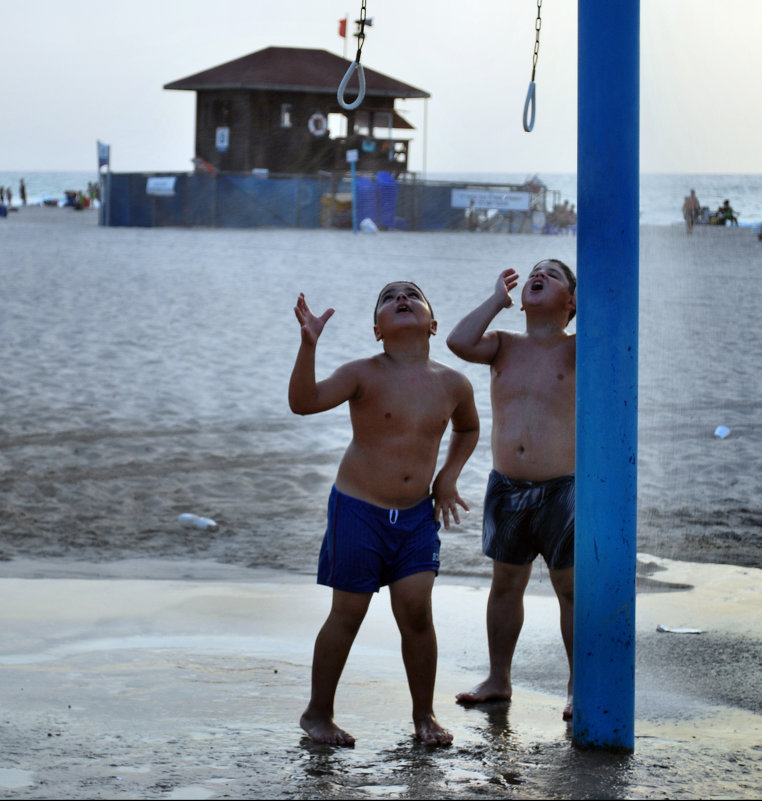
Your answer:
[395,603,433,634]
[549,567,574,600]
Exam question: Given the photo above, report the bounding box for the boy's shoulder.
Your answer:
[430,358,474,390]
[337,354,382,374]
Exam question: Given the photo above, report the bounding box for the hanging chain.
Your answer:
[523,0,542,132]
[338,0,368,108]
[355,0,368,63]
[531,0,542,81]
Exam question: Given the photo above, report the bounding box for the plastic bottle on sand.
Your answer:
[178,513,219,532]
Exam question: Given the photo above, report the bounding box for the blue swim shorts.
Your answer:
[317,486,442,593]
[482,470,575,570]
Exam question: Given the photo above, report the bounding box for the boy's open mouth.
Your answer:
[396,303,412,313]
[531,279,544,291]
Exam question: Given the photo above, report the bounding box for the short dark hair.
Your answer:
[374,281,433,323]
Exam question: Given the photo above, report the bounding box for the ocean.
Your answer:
[2,169,762,227]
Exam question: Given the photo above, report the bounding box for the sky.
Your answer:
[3,1,761,175]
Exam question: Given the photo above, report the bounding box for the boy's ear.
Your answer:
[374,324,383,341]
[429,319,438,336]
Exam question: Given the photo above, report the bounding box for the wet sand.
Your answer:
[1,206,761,798]
[0,557,761,799]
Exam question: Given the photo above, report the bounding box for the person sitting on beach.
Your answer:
[289,282,480,747]
[446,261,577,722]
[720,199,738,227]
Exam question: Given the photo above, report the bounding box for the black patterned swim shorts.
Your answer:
[482,470,574,569]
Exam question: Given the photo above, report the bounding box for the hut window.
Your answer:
[327,113,346,137]
[280,104,293,128]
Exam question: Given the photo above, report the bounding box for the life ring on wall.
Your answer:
[307,112,328,137]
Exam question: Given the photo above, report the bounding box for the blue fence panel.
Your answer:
[184,174,216,227]
[217,175,295,227]
[417,185,463,230]
[106,174,130,226]
[130,175,155,228]
[153,175,187,227]
[375,171,398,229]
[103,172,546,233]
[296,179,322,228]
[213,175,320,228]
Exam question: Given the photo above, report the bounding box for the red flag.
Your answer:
[338,18,347,38]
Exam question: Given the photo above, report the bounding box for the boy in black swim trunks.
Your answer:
[289,281,479,746]
[446,260,577,721]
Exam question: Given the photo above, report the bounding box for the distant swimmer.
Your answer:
[682,189,700,234]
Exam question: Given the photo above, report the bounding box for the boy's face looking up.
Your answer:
[373,281,436,340]
[522,259,577,323]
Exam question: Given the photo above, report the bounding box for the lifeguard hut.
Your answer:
[163,46,430,177]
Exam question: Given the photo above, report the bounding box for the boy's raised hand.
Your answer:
[294,293,335,345]
[495,268,519,309]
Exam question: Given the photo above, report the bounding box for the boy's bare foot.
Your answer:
[300,712,355,746]
[455,678,511,705]
[414,714,453,746]
[562,694,573,721]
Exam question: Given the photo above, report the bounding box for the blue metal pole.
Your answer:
[574,0,639,751]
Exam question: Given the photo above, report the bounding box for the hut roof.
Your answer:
[164,46,430,100]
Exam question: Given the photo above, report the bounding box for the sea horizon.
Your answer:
[1,168,761,228]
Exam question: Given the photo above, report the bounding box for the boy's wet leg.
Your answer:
[300,588,373,746]
[390,570,453,746]
[456,561,533,704]
[549,565,574,720]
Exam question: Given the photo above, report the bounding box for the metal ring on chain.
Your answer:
[523,81,536,132]
[337,61,366,110]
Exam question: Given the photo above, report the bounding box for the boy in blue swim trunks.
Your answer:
[289,281,479,746]
[446,260,577,721]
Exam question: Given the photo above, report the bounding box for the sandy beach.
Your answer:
[1,206,761,798]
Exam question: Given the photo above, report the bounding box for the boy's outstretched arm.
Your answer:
[432,376,479,529]
[446,269,519,364]
[288,293,357,415]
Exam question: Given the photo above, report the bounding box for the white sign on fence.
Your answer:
[451,189,531,211]
[146,177,177,196]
